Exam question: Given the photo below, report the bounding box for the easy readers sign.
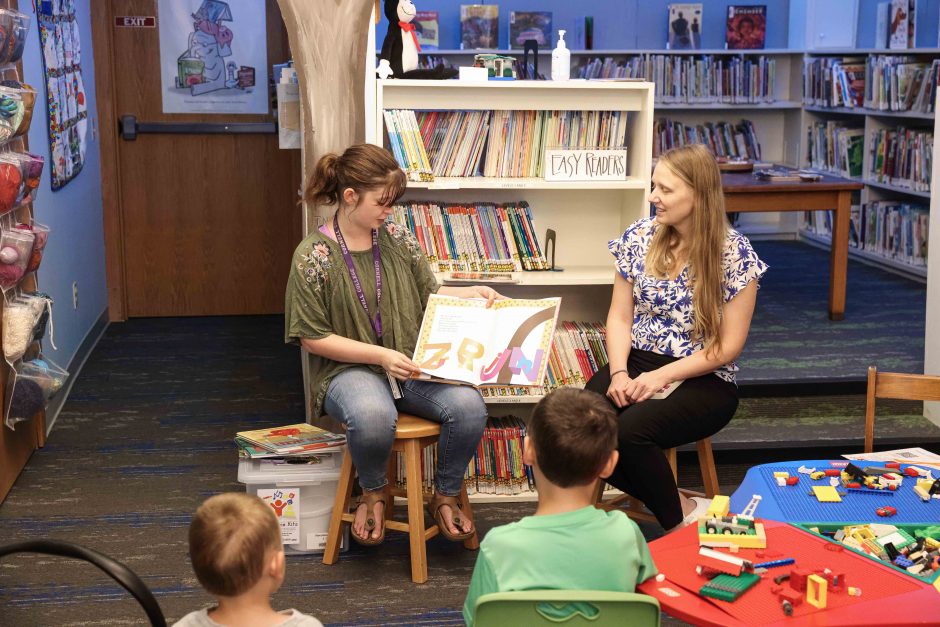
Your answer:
[545,149,628,181]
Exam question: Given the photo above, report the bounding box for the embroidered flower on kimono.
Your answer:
[298,241,333,288]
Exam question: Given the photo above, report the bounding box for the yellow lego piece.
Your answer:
[924,537,940,550]
[706,495,730,517]
[812,486,842,502]
[810,471,825,480]
[851,527,876,543]
[807,574,828,609]
[698,522,767,549]
[774,471,790,479]
[917,478,934,491]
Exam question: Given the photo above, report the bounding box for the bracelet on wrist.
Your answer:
[610,369,628,378]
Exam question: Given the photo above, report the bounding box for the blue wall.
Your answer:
[378,0,791,51]
[380,0,940,51]
[21,1,108,370]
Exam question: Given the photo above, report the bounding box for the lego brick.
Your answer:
[807,574,828,608]
[813,486,842,502]
[706,495,730,517]
[699,572,760,602]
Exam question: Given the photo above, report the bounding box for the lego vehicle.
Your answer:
[704,515,754,535]
[876,506,897,517]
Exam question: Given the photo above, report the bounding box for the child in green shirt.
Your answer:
[463,387,658,625]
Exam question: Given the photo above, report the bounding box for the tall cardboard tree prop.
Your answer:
[276,0,375,228]
[275,0,375,427]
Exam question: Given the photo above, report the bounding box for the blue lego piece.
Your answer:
[894,556,914,568]
[753,558,796,569]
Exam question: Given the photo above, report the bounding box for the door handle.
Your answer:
[119,115,276,140]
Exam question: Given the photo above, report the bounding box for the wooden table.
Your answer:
[721,170,863,321]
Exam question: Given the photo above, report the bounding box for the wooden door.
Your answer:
[96,1,301,318]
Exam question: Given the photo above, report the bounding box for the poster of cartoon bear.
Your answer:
[158,0,268,114]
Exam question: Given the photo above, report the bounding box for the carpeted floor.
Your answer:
[0,241,933,625]
[742,240,925,384]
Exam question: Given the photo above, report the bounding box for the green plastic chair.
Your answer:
[474,590,661,626]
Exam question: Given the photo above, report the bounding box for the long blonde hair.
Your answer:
[647,144,729,357]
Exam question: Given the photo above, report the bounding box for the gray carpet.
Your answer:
[1,315,935,626]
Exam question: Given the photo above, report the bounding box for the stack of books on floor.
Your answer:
[235,423,346,460]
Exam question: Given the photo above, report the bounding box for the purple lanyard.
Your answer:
[333,213,383,338]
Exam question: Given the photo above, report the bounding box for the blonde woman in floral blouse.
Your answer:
[586,144,768,533]
[285,144,498,546]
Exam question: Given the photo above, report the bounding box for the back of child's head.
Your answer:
[188,493,282,597]
[529,387,617,487]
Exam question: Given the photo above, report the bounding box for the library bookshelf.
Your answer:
[798,49,937,280]
[416,47,935,278]
[373,79,655,501]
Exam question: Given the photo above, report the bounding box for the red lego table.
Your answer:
[637,520,940,626]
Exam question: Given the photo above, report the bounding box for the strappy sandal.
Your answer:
[428,493,475,541]
[351,488,387,546]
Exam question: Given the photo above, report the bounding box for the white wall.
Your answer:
[925,94,940,425]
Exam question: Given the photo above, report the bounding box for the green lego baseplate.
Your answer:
[699,572,761,602]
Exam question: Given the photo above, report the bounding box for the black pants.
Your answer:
[585,349,739,529]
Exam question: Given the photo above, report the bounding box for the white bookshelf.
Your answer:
[374,79,654,297]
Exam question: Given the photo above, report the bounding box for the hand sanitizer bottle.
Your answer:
[551,29,570,81]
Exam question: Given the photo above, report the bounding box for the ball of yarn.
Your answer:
[0,245,18,264]
[9,378,44,420]
[0,161,22,212]
[0,262,24,287]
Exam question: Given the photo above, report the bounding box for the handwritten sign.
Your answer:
[544,149,629,181]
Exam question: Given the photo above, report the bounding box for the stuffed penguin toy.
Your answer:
[380,0,457,79]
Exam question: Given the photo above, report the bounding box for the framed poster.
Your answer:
[158,0,268,114]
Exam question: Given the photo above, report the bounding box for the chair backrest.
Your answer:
[865,366,940,453]
[0,539,166,627]
[474,590,660,626]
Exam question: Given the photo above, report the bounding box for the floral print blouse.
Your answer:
[285,221,440,416]
[608,217,768,383]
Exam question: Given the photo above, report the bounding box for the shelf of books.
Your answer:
[799,49,935,279]
[373,78,653,417]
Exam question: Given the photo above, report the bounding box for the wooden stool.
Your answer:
[594,438,720,524]
[322,413,479,584]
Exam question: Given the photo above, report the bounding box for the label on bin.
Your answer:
[258,487,301,544]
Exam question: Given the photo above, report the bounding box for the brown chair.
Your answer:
[864,366,940,453]
[322,413,479,584]
[594,438,720,524]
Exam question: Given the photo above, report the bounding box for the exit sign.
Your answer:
[114,16,156,28]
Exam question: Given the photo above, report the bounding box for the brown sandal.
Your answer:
[428,493,475,541]
[351,488,387,546]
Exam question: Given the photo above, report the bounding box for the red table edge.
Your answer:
[637,520,940,627]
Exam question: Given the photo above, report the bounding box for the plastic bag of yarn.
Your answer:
[21,290,53,343]
[0,153,24,214]
[17,221,49,274]
[0,87,23,144]
[19,357,68,401]
[0,9,30,65]
[2,298,38,363]
[21,153,43,203]
[0,224,33,290]
[0,81,36,138]
[4,362,45,429]
[7,10,29,64]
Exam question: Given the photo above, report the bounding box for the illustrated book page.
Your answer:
[412,295,561,387]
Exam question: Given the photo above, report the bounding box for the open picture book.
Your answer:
[411,295,561,387]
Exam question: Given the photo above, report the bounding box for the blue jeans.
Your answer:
[324,367,488,496]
